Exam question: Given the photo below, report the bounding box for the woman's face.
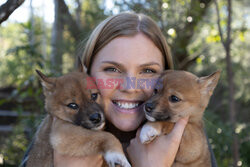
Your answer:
[90,33,164,131]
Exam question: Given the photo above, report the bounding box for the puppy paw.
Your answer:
[140,124,160,144]
[104,152,131,167]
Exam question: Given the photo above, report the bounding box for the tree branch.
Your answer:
[214,0,226,47]
[226,0,232,46]
[179,46,209,69]
[0,0,25,24]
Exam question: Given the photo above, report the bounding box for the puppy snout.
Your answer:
[144,102,155,113]
[89,113,102,124]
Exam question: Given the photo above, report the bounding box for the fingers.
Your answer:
[159,116,189,149]
[168,116,189,140]
[155,117,189,166]
[135,127,142,141]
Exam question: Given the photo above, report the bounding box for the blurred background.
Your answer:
[0,0,249,166]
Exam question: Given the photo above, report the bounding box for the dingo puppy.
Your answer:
[140,70,220,167]
[26,61,131,167]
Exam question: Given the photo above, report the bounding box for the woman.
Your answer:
[54,12,189,167]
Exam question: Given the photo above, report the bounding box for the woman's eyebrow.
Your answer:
[101,61,125,69]
[101,61,160,68]
[139,62,161,67]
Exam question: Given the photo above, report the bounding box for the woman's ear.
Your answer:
[77,56,87,73]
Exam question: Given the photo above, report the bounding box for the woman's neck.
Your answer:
[105,121,136,144]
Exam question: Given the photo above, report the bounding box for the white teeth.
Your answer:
[116,101,139,109]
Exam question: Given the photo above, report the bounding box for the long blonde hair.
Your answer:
[82,12,173,74]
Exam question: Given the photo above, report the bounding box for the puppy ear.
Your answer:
[36,70,55,94]
[198,70,221,96]
[77,56,87,73]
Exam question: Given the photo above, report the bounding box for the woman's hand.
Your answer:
[127,117,189,167]
[54,150,103,167]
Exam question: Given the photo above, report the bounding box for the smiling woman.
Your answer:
[90,33,165,132]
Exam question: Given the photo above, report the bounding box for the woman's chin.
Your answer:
[111,115,144,132]
[104,101,145,132]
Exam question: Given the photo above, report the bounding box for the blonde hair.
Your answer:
[82,12,173,74]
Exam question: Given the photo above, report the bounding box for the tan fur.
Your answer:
[141,70,220,167]
[26,63,130,167]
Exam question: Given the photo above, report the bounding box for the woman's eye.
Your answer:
[142,69,156,73]
[104,67,120,73]
[67,103,79,110]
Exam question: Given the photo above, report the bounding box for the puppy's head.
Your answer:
[36,60,105,130]
[144,70,220,123]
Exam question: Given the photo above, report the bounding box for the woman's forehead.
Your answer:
[94,34,164,66]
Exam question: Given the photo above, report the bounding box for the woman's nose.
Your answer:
[117,73,142,92]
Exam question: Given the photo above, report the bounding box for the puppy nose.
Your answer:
[145,103,155,113]
[89,113,102,124]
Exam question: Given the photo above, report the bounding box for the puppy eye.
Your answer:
[169,95,181,103]
[91,93,98,101]
[67,103,79,110]
[153,88,158,95]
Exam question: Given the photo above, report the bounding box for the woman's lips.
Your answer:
[112,100,144,114]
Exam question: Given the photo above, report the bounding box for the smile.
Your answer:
[112,100,143,109]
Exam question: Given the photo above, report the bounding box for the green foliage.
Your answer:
[205,111,250,167]
[205,111,233,167]
[0,111,44,166]
[188,1,250,166]
[0,17,51,87]
[0,16,49,166]
[0,1,109,165]
[1,124,28,165]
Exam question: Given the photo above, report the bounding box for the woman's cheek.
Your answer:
[106,78,115,89]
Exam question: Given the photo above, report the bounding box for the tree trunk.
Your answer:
[214,0,239,166]
[51,0,64,74]
[225,1,240,166]
[225,45,240,167]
